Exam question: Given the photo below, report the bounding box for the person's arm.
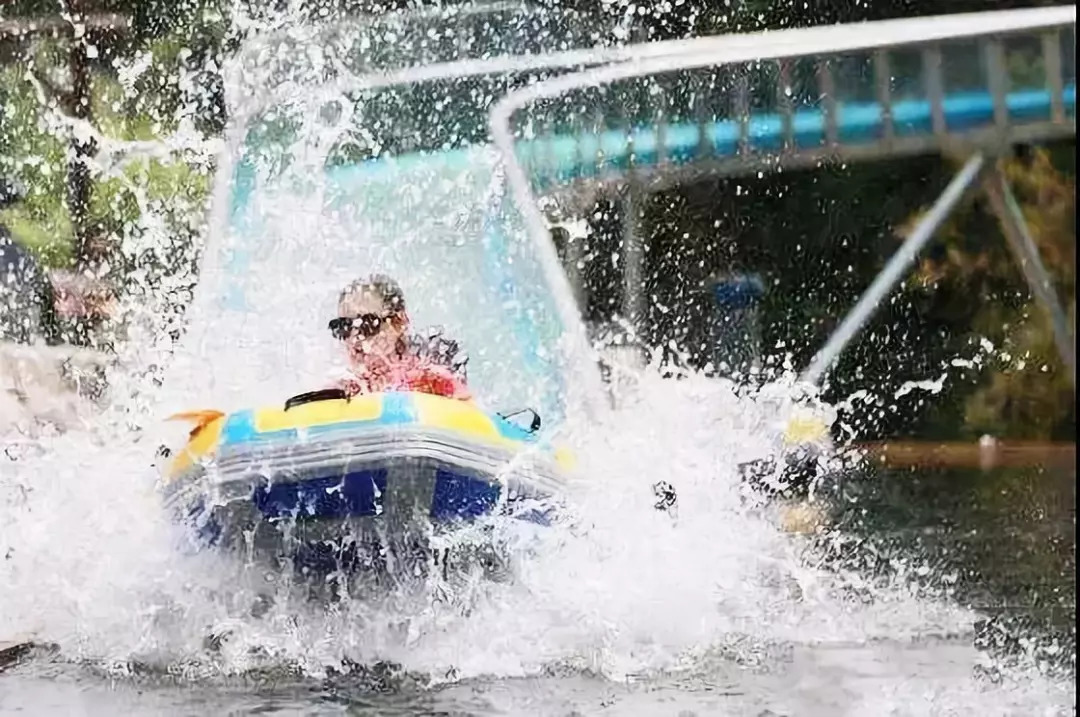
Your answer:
[335,373,366,398]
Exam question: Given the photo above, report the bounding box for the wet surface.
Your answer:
[1,463,1074,716]
[1,636,1060,717]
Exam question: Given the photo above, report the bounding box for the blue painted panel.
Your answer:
[252,469,388,520]
[376,391,419,425]
[492,413,539,443]
[429,468,501,521]
[221,409,260,444]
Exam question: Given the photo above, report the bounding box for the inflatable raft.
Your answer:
[159,388,570,573]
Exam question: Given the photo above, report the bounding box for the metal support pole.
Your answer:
[801,152,987,387]
[982,166,1076,385]
[621,183,646,340]
[565,231,586,310]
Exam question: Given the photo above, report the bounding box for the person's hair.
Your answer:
[338,274,406,318]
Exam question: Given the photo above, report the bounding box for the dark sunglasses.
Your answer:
[328,313,392,340]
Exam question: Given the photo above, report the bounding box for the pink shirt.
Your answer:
[337,352,471,400]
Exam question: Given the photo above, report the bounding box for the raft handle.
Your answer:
[284,388,348,411]
[499,408,541,433]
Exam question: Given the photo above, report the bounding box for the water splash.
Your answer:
[1,335,1074,714]
[0,3,1073,714]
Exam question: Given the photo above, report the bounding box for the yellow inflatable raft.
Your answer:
[159,388,570,572]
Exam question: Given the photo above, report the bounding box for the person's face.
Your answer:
[337,290,405,362]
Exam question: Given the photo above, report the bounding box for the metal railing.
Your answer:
[489,5,1076,388]
[493,8,1074,194]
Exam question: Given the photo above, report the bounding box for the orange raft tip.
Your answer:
[167,410,226,439]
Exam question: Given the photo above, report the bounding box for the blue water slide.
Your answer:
[515,84,1076,188]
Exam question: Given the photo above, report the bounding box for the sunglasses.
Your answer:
[328,313,393,340]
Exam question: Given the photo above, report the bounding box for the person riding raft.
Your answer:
[328,274,470,400]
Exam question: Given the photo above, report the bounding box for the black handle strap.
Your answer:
[498,407,542,433]
[284,388,348,411]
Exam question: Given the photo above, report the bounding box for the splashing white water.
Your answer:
[0,4,1074,715]
[5,364,1074,717]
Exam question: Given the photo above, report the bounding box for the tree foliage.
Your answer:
[904,148,1075,440]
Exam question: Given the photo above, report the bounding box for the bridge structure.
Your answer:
[489,5,1077,388]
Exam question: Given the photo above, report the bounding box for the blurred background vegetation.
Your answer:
[0,0,1074,444]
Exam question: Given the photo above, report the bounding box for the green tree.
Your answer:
[903,149,1075,440]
